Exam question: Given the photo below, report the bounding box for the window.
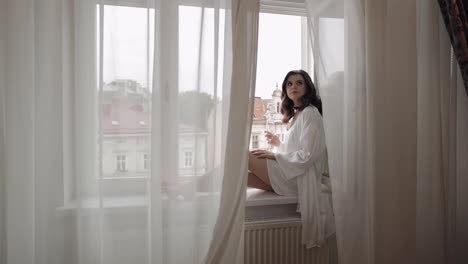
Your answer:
[116,154,127,171]
[143,154,149,170]
[94,1,311,201]
[245,5,313,221]
[96,4,152,184]
[92,1,217,201]
[184,151,193,167]
[252,135,259,149]
[251,10,313,151]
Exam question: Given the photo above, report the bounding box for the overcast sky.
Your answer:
[256,12,302,99]
[103,6,304,100]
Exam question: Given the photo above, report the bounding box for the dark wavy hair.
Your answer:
[280,70,322,123]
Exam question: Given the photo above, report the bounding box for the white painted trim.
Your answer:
[101,0,308,15]
[246,188,298,206]
[260,0,306,16]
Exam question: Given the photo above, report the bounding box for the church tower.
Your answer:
[271,83,282,114]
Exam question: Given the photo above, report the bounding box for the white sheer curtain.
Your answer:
[306,0,468,263]
[204,0,259,263]
[0,0,6,261]
[417,1,468,263]
[1,0,258,263]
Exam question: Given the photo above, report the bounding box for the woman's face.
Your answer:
[285,74,306,106]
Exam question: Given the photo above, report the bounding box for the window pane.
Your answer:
[256,13,302,99]
[252,12,308,151]
[100,5,153,180]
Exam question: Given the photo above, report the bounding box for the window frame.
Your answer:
[63,0,312,201]
[252,134,259,149]
[143,153,149,170]
[184,151,194,167]
[246,1,314,208]
[248,1,313,154]
[116,154,127,172]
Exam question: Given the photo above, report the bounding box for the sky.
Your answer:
[102,5,305,100]
[255,13,303,99]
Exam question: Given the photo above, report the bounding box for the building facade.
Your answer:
[101,80,207,181]
[250,84,288,150]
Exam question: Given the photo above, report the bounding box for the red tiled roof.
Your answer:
[102,101,205,135]
[253,97,270,121]
[102,102,149,135]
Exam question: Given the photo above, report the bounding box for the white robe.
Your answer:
[266,105,335,248]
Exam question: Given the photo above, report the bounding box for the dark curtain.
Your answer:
[439,0,468,95]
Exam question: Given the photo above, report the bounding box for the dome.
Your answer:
[272,83,282,97]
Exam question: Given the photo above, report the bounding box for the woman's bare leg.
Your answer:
[248,152,272,186]
[248,172,273,191]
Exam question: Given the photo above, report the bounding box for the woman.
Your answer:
[248,69,326,195]
[248,69,333,248]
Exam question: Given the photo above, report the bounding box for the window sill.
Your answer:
[55,193,204,214]
[245,188,300,222]
[246,187,297,206]
[56,188,301,222]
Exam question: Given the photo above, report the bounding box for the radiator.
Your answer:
[244,218,335,264]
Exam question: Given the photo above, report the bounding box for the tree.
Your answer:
[178,91,216,130]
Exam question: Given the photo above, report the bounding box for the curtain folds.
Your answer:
[204,0,259,263]
[307,0,468,263]
[2,0,258,263]
[4,1,468,264]
[0,0,6,262]
[416,2,454,263]
[438,0,468,95]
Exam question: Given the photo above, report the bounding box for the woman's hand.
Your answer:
[264,131,281,147]
[250,149,276,160]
